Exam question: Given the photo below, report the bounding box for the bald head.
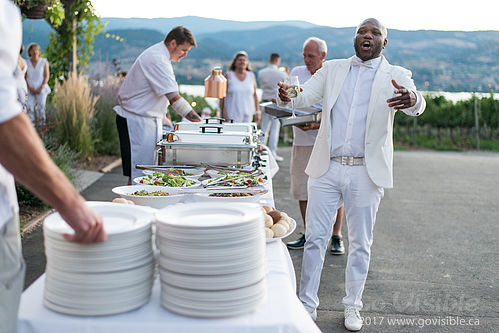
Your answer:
[357,18,387,39]
[354,18,388,61]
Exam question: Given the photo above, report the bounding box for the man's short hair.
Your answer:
[269,53,280,63]
[303,37,327,55]
[165,26,197,47]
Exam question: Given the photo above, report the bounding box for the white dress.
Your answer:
[224,70,256,123]
[26,57,51,122]
[13,60,27,111]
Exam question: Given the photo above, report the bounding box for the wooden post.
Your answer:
[474,98,480,150]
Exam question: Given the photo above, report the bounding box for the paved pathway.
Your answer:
[22,148,499,332]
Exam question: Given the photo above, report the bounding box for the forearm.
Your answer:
[184,110,202,122]
[0,113,82,215]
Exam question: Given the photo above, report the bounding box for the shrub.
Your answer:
[53,72,97,158]
[16,133,79,208]
[91,76,122,156]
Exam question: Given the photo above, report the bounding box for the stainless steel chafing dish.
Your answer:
[261,102,321,127]
[156,122,258,167]
[173,118,263,145]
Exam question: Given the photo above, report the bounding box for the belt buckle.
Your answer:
[340,156,354,166]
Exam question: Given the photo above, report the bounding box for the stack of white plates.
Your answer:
[42,202,155,316]
[156,202,267,318]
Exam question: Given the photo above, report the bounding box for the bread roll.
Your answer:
[280,211,290,223]
[267,210,282,223]
[264,214,274,228]
[265,227,274,238]
[271,223,287,237]
[276,217,290,229]
[112,198,128,204]
[262,205,274,214]
[126,200,135,205]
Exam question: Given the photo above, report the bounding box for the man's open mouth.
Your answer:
[361,41,371,50]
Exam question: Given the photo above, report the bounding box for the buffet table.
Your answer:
[17,147,320,333]
[17,241,320,333]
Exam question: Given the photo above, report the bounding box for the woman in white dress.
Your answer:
[220,51,260,124]
[26,43,51,122]
[13,44,27,111]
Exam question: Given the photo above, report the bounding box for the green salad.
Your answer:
[139,172,196,187]
[160,168,194,176]
[207,173,264,187]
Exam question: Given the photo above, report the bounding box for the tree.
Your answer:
[45,0,103,86]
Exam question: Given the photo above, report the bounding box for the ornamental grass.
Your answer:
[54,72,98,158]
[91,75,122,156]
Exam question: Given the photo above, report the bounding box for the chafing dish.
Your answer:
[173,118,263,144]
[156,124,258,166]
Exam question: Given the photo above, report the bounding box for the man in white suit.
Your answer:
[278,18,426,331]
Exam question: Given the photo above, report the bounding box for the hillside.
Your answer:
[21,17,499,92]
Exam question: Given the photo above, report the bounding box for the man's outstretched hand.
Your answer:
[386,79,416,109]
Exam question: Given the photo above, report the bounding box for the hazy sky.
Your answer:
[92,0,498,31]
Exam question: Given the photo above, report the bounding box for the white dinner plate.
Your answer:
[158,253,265,275]
[158,264,266,290]
[156,202,262,229]
[43,201,153,237]
[160,277,266,302]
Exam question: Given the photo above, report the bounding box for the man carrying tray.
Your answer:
[285,37,346,256]
[114,26,202,184]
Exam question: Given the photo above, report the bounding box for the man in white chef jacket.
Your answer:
[114,26,202,183]
[0,2,106,332]
[278,18,426,331]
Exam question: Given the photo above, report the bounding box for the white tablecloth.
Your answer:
[17,147,320,333]
[17,241,320,333]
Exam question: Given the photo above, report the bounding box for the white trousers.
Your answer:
[0,214,25,333]
[299,160,384,312]
[259,112,280,156]
[127,115,162,181]
[27,91,49,122]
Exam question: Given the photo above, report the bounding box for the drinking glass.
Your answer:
[286,76,300,118]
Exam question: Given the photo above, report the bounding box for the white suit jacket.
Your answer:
[294,56,426,189]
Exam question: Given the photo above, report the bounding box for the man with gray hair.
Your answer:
[287,37,345,258]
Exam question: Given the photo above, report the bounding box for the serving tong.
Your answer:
[203,169,265,188]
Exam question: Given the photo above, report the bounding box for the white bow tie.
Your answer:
[351,57,374,68]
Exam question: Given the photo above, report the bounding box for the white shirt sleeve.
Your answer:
[139,56,178,97]
[0,0,22,123]
[402,90,424,116]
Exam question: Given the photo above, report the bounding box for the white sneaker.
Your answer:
[274,154,284,162]
[308,309,317,321]
[344,307,362,331]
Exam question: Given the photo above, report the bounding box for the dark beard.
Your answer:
[354,40,383,61]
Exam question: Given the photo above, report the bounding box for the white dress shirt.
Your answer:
[330,56,422,158]
[0,0,22,228]
[258,65,287,101]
